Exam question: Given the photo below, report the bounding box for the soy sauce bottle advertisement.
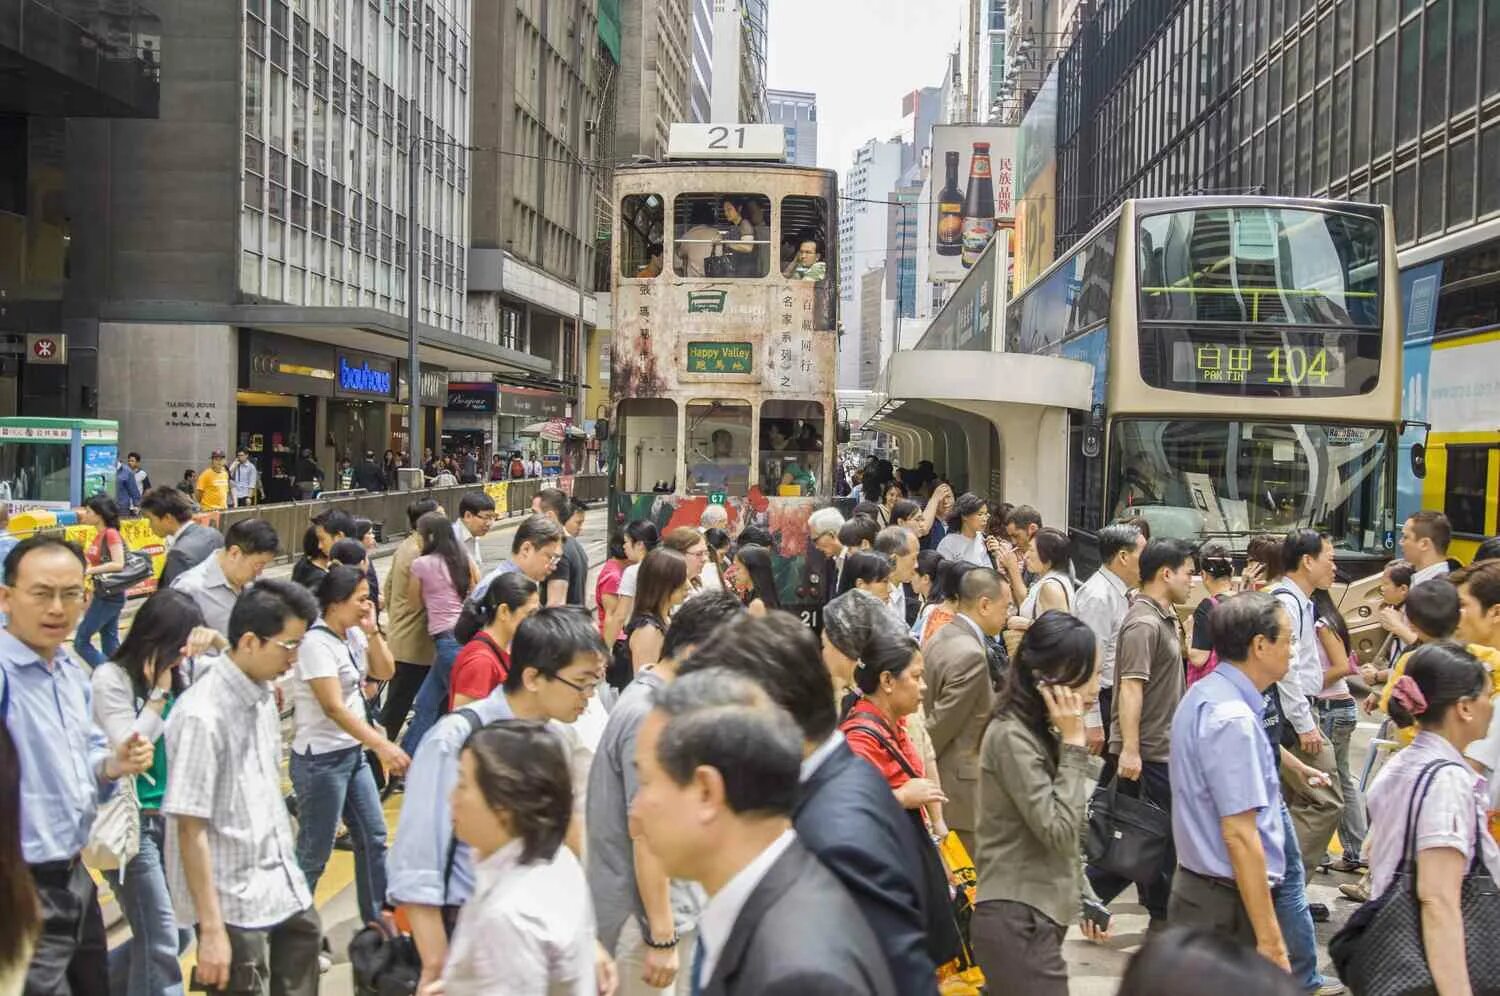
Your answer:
[960,142,996,269]
[936,151,964,257]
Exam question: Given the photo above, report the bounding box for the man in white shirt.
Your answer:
[227,449,260,507]
[1268,529,1344,875]
[630,669,896,996]
[874,526,918,627]
[452,492,496,565]
[1401,509,1453,586]
[1076,522,1146,753]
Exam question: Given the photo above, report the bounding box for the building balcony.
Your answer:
[0,0,161,117]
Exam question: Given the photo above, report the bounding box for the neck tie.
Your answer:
[690,934,706,996]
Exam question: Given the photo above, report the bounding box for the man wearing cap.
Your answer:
[195,450,231,512]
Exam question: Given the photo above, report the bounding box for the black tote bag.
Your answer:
[1085,776,1173,884]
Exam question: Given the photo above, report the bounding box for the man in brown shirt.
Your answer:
[380,499,442,749]
[923,567,1011,863]
[1087,537,1193,925]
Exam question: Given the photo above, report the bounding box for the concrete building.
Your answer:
[466,0,614,459]
[57,0,520,493]
[617,0,691,159]
[837,137,903,389]
[767,89,818,167]
[689,0,715,122]
[960,0,1009,122]
[900,87,942,178]
[0,0,161,419]
[858,266,886,389]
[885,183,922,324]
[709,0,768,123]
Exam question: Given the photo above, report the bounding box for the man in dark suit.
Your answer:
[678,614,939,994]
[632,668,897,996]
[140,486,225,588]
[923,566,1011,862]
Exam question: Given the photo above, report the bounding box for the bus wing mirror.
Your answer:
[595,417,609,442]
[1410,442,1427,480]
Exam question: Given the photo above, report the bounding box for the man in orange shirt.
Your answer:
[195,449,230,511]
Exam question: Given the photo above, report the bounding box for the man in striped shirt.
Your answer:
[163,578,322,995]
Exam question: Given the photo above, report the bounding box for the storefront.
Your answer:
[393,366,449,461]
[497,385,567,459]
[444,381,498,463]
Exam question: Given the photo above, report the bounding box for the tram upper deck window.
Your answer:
[760,400,825,496]
[616,398,678,494]
[779,196,829,281]
[685,399,752,496]
[673,194,772,278]
[1137,207,1382,326]
[620,194,665,278]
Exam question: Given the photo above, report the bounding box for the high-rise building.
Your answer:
[900,87,942,177]
[617,0,691,159]
[60,0,507,489]
[837,137,903,389]
[689,0,715,122]
[0,0,161,419]
[466,0,615,450]
[858,266,887,389]
[709,0,769,123]
[767,89,818,166]
[960,0,1010,122]
[886,183,922,322]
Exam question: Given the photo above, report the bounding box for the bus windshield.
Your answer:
[1138,207,1382,327]
[1109,419,1393,555]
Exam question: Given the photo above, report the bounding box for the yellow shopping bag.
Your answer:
[935,831,985,994]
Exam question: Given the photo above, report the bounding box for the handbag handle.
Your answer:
[1392,758,1492,897]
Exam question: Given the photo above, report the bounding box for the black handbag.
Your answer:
[1085,776,1172,884]
[1328,759,1500,996]
[94,549,154,598]
[703,245,733,278]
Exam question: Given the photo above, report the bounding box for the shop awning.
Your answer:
[518,420,588,440]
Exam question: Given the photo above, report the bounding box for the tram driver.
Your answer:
[688,428,749,494]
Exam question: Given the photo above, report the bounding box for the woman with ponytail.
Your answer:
[449,573,541,709]
[1361,642,1500,994]
[972,611,1105,995]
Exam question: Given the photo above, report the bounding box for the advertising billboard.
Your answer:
[928,124,1018,284]
[1015,68,1058,292]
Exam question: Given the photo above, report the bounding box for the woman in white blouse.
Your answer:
[437,720,596,996]
[1365,642,1500,994]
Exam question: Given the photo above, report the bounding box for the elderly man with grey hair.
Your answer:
[808,506,847,604]
[631,668,896,996]
[698,503,729,532]
[874,525,919,627]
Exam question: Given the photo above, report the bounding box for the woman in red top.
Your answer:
[449,572,540,709]
[840,628,948,818]
[594,532,629,636]
[76,494,128,668]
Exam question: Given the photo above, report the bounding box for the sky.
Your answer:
[766,0,964,175]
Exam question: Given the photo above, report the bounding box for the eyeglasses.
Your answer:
[267,637,303,652]
[551,672,603,696]
[19,586,87,606]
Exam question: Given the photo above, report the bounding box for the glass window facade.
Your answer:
[239,0,468,332]
[1056,0,1495,251]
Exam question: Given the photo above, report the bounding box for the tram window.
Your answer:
[685,399,752,496]
[780,196,829,281]
[1443,446,1493,536]
[673,193,772,278]
[620,194,665,278]
[616,398,678,494]
[760,400,825,496]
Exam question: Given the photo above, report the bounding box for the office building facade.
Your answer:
[768,89,818,166]
[838,137,903,389]
[617,0,692,158]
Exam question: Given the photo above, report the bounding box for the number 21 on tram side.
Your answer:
[605,123,840,627]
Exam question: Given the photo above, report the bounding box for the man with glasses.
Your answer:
[534,488,587,607]
[2,537,156,993]
[387,607,608,989]
[472,513,566,602]
[161,577,323,995]
[452,493,496,566]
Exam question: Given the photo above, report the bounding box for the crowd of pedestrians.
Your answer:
[5,463,1500,996]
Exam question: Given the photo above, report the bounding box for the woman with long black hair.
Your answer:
[606,520,660,645]
[972,611,1105,995]
[729,543,780,616]
[449,572,541,708]
[290,565,406,927]
[292,524,330,592]
[75,494,127,667]
[611,548,689,690]
[401,512,481,752]
[91,589,223,995]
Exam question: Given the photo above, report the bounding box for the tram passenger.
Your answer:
[717,197,758,274]
[783,238,827,281]
[634,243,664,278]
[675,202,719,277]
[687,429,748,494]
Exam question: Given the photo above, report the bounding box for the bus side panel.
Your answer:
[608,491,832,621]
[1415,333,1500,560]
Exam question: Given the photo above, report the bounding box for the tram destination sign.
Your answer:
[686,341,754,374]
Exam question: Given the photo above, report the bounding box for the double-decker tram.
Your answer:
[606,124,839,625]
[1008,196,1401,597]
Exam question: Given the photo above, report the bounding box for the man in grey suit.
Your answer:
[923,566,1012,862]
[632,668,896,996]
[140,486,225,588]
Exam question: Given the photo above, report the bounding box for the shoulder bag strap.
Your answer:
[1399,759,1462,875]
[442,707,487,904]
[845,721,922,781]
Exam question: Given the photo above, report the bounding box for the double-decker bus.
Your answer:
[1007,197,1401,598]
[606,126,839,624]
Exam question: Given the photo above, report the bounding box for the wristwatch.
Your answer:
[147,687,168,703]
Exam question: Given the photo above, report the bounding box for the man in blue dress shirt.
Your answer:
[1168,590,1291,970]
[0,536,154,993]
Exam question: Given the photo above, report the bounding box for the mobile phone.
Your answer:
[189,962,263,993]
[1082,899,1112,934]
